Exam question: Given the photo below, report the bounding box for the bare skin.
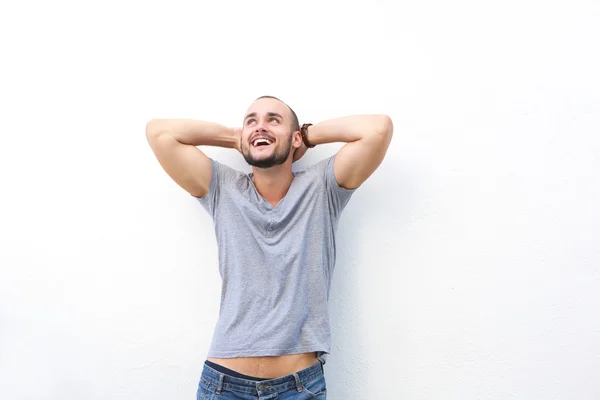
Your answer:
[207,352,320,378]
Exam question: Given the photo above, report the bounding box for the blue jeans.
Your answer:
[197,360,327,399]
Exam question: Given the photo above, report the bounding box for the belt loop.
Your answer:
[215,373,224,394]
[293,372,303,392]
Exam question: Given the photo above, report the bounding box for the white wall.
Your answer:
[1,0,599,399]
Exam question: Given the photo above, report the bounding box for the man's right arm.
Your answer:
[145,119,240,198]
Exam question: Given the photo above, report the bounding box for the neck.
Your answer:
[251,162,294,207]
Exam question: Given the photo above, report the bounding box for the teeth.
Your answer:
[253,138,273,147]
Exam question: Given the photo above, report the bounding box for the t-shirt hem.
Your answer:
[207,345,329,358]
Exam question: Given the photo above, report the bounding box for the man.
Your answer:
[146,96,393,399]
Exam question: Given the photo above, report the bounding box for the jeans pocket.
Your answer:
[197,377,214,400]
[302,375,327,398]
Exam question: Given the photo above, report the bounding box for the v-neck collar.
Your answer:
[247,171,297,211]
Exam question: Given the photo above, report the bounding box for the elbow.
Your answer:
[378,115,394,137]
[146,119,166,139]
[146,119,157,137]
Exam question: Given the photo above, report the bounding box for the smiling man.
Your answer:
[146,96,393,399]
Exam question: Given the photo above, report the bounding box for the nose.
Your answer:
[254,123,267,133]
[252,117,270,132]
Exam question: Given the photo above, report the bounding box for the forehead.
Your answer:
[245,98,290,119]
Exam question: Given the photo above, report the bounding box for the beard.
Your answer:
[242,132,293,169]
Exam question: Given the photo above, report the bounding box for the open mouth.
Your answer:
[251,137,274,148]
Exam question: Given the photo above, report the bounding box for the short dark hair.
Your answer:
[255,95,300,133]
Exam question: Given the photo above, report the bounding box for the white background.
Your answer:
[1,0,599,399]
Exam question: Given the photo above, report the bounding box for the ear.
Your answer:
[292,130,308,162]
[291,130,303,149]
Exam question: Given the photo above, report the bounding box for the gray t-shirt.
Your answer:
[195,154,356,365]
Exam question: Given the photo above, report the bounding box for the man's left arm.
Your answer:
[303,115,394,189]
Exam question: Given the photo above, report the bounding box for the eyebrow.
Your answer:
[244,112,284,122]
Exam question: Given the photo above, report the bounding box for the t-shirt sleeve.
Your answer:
[316,154,357,220]
[192,159,238,218]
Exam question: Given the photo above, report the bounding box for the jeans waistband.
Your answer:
[200,360,324,396]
